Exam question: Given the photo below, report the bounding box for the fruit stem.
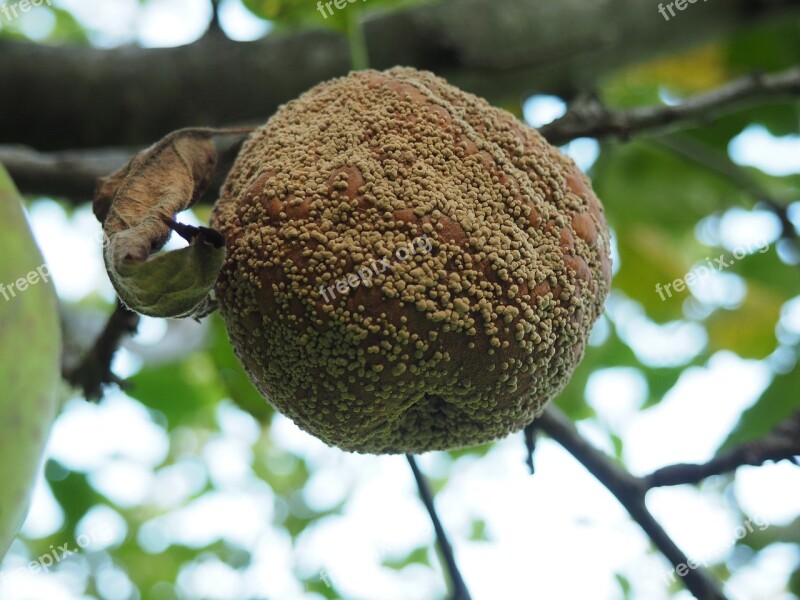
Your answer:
[346,8,369,71]
[406,454,473,600]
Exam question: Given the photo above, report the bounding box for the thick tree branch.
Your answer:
[62,301,140,400]
[0,146,130,201]
[643,411,800,488]
[406,454,472,600]
[539,67,800,145]
[536,407,728,600]
[2,0,798,150]
[6,66,800,204]
[0,134,246,203]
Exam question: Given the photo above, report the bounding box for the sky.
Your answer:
[1,2,800,599]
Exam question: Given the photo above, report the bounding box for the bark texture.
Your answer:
[1,0,797,150]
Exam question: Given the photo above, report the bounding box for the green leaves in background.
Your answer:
[242,0,430,33]
[555,319,690,422]
[705,285,782,359]
[127,314,271,428]
[208,315,274,422]
[95,129,228,320]
[46,465,103,537]
[5,7,799,600]
[0,4,89,43]
[128,354,223,428]
[591,45,798,364]
[592,140,742,232]
[720,361,800,451]
[726,20,800,78]
[382,545,430,569]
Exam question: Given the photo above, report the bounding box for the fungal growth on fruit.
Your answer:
[211,67,612,454]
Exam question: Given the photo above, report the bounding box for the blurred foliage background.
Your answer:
[0,1,799,599]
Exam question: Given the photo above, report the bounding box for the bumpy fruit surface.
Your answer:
[0,166,61,558]
[212,67,611,454]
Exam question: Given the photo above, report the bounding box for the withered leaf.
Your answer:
[94,128,247,319]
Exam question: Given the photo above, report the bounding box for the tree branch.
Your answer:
[643,411,800,488]
[2,0,798,150]
[523,421,539,475]
[406,454,472,600]
[208,0,222,36]
[6,65,800,204]
[536,407,728,600]
[539,66,800,145]
[0,145,130,201]
[62,300,140,400]
[0,134,247,203]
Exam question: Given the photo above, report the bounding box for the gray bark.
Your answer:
[1,0,797,150]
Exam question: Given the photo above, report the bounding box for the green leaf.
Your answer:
[469,518,489,541]
[613,225,695,323]
[738,516,799,552]
[0,5,89,44]
[382,546,429,569]
[446,440,493,460]
[127,354,224,428]
[208,315,273,422]
[47,467,101,534]
[720,362,800,451]
[242,0,431,34]
[615,573,633,599]
[726,20,800,77]
[592,141,744,231]
[96,129,231,319]
[729,243,800,300]
[705,284,781,359]
[109,231,225,318]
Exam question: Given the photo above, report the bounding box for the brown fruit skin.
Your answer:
[212,67,611,454]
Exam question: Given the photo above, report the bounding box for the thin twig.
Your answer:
[208,0,222,35]
[536,407,728,600]
[406,454,472,600]
[523,420,538,475]
[540,66,800,145]
[643,411,800,488]
[62,300,140,400]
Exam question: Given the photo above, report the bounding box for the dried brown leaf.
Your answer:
[94,127,251,318]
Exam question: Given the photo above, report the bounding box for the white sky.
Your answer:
[1,4,800,600]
